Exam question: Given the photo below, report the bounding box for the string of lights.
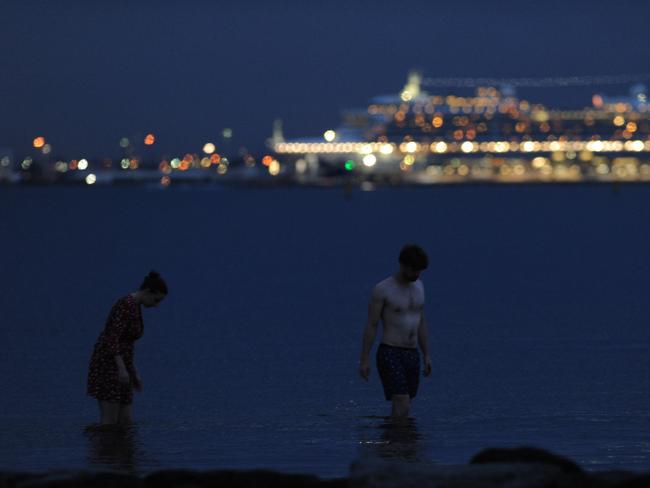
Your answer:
[421,74,650,88]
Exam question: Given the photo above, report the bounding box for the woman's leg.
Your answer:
[118,404,133,425]
[98,401,120,425]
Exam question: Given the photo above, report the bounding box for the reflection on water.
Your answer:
[359,417,425,462]
[84,424,145,472]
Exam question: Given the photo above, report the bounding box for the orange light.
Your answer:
[210,153,221,164]
[262,155,273,167]
[144,134,155,145]
[33,137,45,149]
[179,160,190,171]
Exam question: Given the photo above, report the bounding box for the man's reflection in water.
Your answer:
[84,424,144,472]
[359,417,424,461]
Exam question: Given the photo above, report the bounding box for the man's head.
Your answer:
[398,244,428,282]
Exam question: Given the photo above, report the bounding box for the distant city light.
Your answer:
[85,173,97,185]
[269,160,280,176]
[170,158,181,169]
[296,159,308,173]
[78,159,89,170]
[362,154,377,167]
[323,130,336,142]
[380,143,394,155]
[121,159,130,169]
[119,137,130,148]
[42,144,52,155]
[262,155,273,167]
[200,157,211,168]
[33,137,45,149]
[432,141,448,153]
[161,176,171,187]
[1,157,10,167]
[222,128,233,139]
[359,144,373,155]
[532,157,548,169]
[144,134,156,145]
[217,163,228,175]
[522,141,536,152]
[203,143,216,154]
[405,141,418,153]
[21,158,33,170]
[461,141,474,153]
[344,160,356,171]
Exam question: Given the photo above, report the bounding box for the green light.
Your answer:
[344,160,355,171]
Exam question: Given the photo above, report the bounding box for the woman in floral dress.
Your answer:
[87,271,168,425]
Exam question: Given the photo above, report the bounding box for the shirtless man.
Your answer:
[359,244,432,418]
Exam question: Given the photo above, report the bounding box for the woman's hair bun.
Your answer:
[140,270,168,294]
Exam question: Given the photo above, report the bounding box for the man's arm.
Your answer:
[418,313,432,377]
[359,285,384,380]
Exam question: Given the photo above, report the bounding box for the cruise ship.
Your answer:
[271,72,650,183]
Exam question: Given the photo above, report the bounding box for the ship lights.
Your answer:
[323,130,336,142]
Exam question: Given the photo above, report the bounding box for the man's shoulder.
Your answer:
[371,276,394,298]
[375,276,395,289]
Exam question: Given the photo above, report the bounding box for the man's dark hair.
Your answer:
[140,270,168,294]
[398,244,428,270]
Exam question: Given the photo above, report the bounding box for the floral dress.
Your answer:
[87,295,143,405]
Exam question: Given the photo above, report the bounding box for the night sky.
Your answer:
[2,0,650,158]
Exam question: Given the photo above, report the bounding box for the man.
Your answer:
[359,244,432,417]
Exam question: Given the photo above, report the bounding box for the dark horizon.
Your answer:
[3,0,650,159]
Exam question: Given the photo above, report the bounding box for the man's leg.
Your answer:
[391,394,411,418]
[98,401,120,425]
[118,404,133,425]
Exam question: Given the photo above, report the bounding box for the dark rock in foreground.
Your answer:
[4,447,650,487]
[0,470,346,488]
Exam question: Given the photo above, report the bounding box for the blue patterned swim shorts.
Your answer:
[376,343,421,401]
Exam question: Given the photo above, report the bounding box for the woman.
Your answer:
[87,271,168,425]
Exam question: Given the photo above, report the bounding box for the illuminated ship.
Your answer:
[271,72,650,183]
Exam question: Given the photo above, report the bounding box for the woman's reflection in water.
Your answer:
[84,423,144,472]
[360,417,424,461]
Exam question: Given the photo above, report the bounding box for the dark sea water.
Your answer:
[1,183,650,478]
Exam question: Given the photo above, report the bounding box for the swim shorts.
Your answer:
[376,343,420,401]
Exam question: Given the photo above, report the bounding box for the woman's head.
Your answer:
[139,270,168,307]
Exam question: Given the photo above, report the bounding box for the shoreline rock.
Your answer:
[4,447,650,488]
